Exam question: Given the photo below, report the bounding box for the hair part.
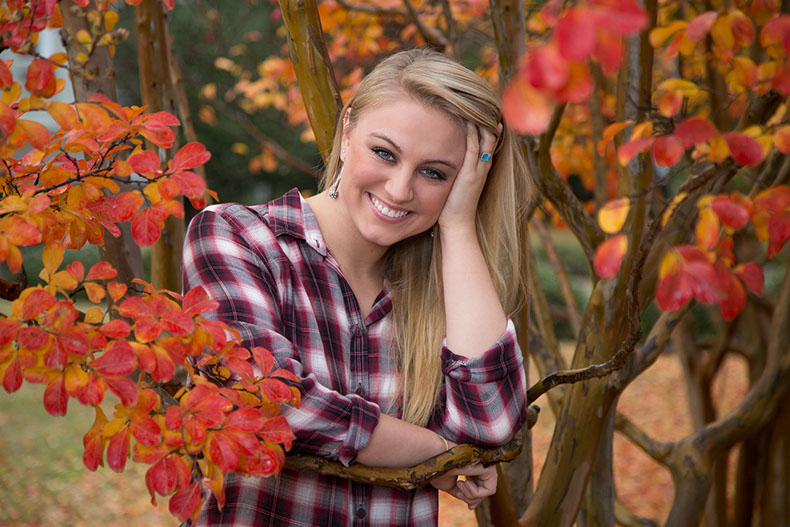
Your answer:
[322,49,533,426]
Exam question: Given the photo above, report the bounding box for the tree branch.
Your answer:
[401,0,448,50]
[335,0,406,16]
[286,423,536,490]
[0,276,24,302]
[615,412,671,464]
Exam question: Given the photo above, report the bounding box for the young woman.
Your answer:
[183,48,531,526]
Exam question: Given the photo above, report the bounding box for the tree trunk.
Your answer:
[135,0,184,292]
[60,0,144,285]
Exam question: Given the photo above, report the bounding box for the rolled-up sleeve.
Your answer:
[183,206,380,466]
[434,319,527,446]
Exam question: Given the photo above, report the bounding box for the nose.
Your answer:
[384,167,414,204]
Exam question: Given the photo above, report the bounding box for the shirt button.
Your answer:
[355,385,366,397]
[356,507,366,519]
[352,324,365,337]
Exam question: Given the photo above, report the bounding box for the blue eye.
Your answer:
[372,148,394,162]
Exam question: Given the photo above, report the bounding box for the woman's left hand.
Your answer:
[429,463,498,510]
[437,122,501,233]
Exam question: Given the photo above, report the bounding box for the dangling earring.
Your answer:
[329,165,343,199]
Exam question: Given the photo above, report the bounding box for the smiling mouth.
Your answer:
[369,194,411,219]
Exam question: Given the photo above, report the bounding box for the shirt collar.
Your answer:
[267,187,328,256]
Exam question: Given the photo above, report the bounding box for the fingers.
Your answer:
[443,464,498,510]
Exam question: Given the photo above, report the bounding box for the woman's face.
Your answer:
[337,96,467,251]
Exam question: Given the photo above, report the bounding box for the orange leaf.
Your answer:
[658,90,683,118]
[84,282,106,303]
[16,119,50,151]
[112,191,144,222]
[47,101,79,130]
[75,103,112,134]
[86,261,117,281]
[42,240,65,276]
[597,121,633,155]
[695,207,720,250]
[107,281,127,303]
[83,406,108,471]
[502,76,553,136]
[593,234,628,279]
[773,126,790,154]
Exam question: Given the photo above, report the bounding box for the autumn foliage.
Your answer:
[0,1,298,523]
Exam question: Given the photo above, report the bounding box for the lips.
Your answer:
[368,193,411,219]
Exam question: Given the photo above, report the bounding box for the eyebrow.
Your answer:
[370,132,459,170]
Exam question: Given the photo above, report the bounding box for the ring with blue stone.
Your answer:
[480,152,492,162]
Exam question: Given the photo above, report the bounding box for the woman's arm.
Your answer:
[439,124,508,357]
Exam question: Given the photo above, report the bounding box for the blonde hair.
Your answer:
[321,49,532,426]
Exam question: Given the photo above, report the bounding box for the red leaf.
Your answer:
[259,415,294,450]
[107,282,127,303]
[686,11,718,41]
[652,135,684,167]
[767,210,790,259]
[118,296,156,319]
[593,234,628,279]
[44,376,68,416]
[711,196,750,230]
[0,318,21,346]
[716,263,746,321]
[590,0,648,34]
[618,137,655,166]
[171,171,206,199]
[131,209,162,246]
[171,142,211,172]
[83,408,108,471]
[593,30,624,75]
[100,319,131,339]
[25,58,55,96]
[146,455,181,499]
[251,347,275,376]
[104,375,138,407]
[258,378,295,405]
[753,185,790,214]
[161,311,194,336]
[21,289,56,320]
[169,482,203,522]
[113,192,144,223]
[208,431,240,473]
[86,261,118,281]
[685,261,726,304]
[129,151,162,176]
[723,132,766,167]
[556,8,595,62]
[224,408,264,433]
[18,326,48,351]
[106,428,130,472]
[0,59,12,89]
[2,358,22,393]
[734,262,764,295]
[656,269,693,311]
[130,417,162,447]
[183,286,218,316]
[91,340,136,376]
[135,317,163,343]
[151,199,184,221]
[674,118,717,149]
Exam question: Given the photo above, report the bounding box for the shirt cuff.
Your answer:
[440,319,523,384]
[335,394,381,467]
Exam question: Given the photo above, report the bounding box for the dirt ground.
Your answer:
[0,352,747,526]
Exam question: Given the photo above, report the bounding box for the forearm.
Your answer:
[440,225,507,358]
[355,413,450,468]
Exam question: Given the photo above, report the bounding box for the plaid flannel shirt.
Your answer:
[182,189,528,527]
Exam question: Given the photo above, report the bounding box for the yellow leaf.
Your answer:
[101,417,127,438]
[76,29,92,45]
[658,249,683,278]
[84,282,106,303]
[711,16,735,51]
[85,306,105,324]
[658,78,700,96]
[49,52,68,66]
[2,82,21,104]
[50,270,78,290]
[649,20,688,48]
[662,192,687,226]
[598,198,630,234]
[42,241,65,276]
[631,121,653,141]
[709,134,730,162]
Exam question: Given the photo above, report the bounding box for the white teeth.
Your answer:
[371,195,409,218]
